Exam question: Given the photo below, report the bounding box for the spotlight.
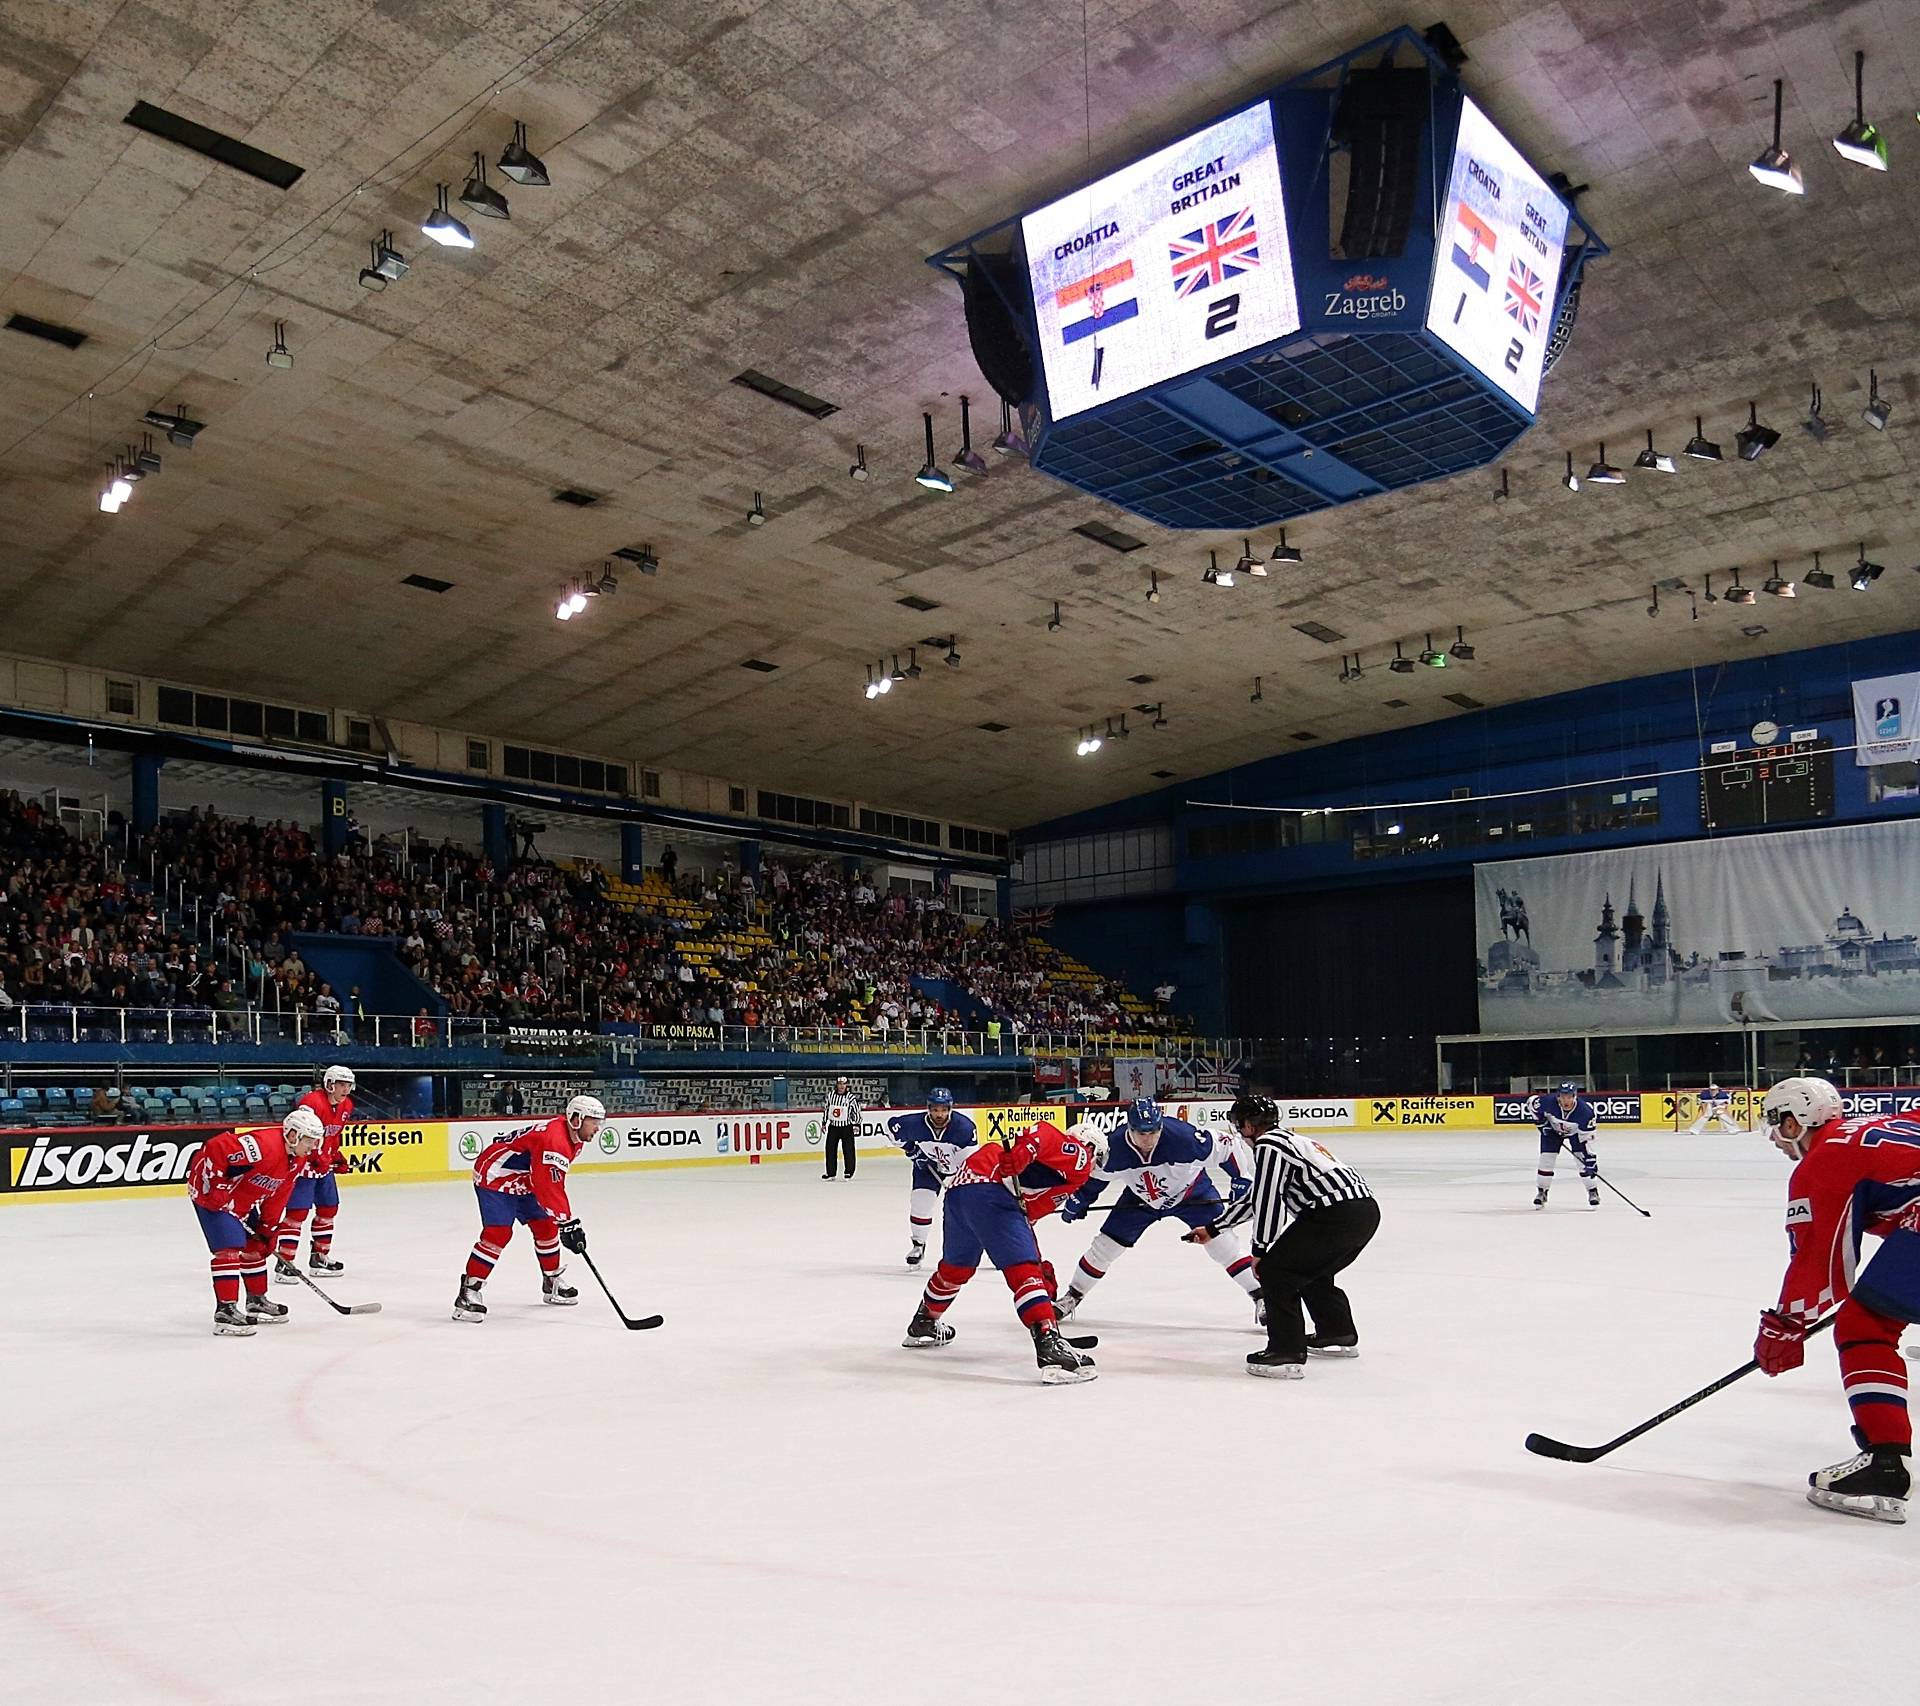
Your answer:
[1725,567,1757,606]
[991,398,1028,457]
[1150,703,1168,731]
[876,667,893,695]
[864,666,879,700]
[952,395,988,475]
[1633,428,1676,473]
[98,461,122,513]
[914,413,952,492]
[1735,402,1779,461]
[1339,654,1362,683]
[497,120,550,187]
[1804,551,1836,590]
[944,640,961,669]
[1492,468,1510,503]
[1803,383,1829,442]
[1250,676,1263,705]
[1047,601,1063,633]
[1206,549,1234,589]
[1111,716,1129,741]
[1561,451,1580,493]
[747,491,767,527]
[359,230,407,290]
[568,587,588,616]
[422,184,475,248]
[1647,586,1660,620]
[1083,727,1102,754]
[143,404,203,448]
[119,445,144,485]
[905,647,923,680]
[1749,79,1803,194]
[890,655,906,683]
[1853,542,1885,590]
[265,320,293,370]
[1702,572,1718,605]
[1863,368,1892,431]
[1238,537,1265,579]
[1145,570,1161,605]
[634,544,659,577]
[596,566,618,596]
[1449,626,1474,662]
[459,152,510,220]
[1762,559,1796,598]
[1389,642,1414,674]
[1833,52,1887,170]
[555,599,572,620]
[1586,442,1625,484]
[1419,632,1448,667]
[1683,416,1722,462]
[1268,527,1303,566]
[849,444,870,482]
[134,433,162,474]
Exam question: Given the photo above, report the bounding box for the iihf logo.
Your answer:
[1876,696,1903,739]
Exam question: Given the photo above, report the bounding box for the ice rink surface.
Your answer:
[3,1130,1916,1706]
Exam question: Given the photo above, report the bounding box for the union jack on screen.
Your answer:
[1504,259,1543,333]
[1169,207,1260,298]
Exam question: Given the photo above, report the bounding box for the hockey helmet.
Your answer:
[1066,1118,1110,1171]
[1760,1076,1843,1157]
[927,1087,955,1108]
[1225,1094,1278,1135]
[283,1105,326,1149]
[1555,1082,1582,1096]
[565,1094,608,1132]
[323,1064,356,1093]
[1125,1097,1163,1135]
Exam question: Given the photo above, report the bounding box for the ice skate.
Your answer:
[1807,1435,1910,1524]
[1247,1348,1306,1379]
[212,1302,256,1337]
[273,1256,303,1285]
[1306,1331,1360,1358]
[1032,1323,1096,1384]
[453,1277,488,1323]
[901,1302,954,1348]
[308,1250,344,1277]
[1585,1180,1600,1209]
[1055,1285,1085,1321]
[245,1294,290,1325]
[542,1270,579,1306]
[1254,1292,1267,1329]
[1532,1186,1549,1210]
[905,1237,926,1269]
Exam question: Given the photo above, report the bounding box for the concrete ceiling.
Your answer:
[1,0,1917,832]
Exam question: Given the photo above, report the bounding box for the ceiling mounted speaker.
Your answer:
[1331,67,1428,259]
[961,254,1034,410]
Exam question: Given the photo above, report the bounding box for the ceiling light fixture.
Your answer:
[1145,569,1161,605]
[1112,715,1130,741]
[945,640,961,668]
[118,445,144,485]
[1833,51,1887,170]
[1047,601,1063,633]
[1389,642,1414,675]
[1863,368,1892,430]
[1150,703,1168,730]
[1725,566,1757,606]
[569,585,589,616]
[359,230,407,290]
[1586,441,1625,484]
[265,319,293,370]
[1238,537,1265,578]
[914,412,952,492]
[1339,653,1362,683]
[1853,541,1885,590]
[1268,527,1303,566]
[498,120,550,187]
[1762,559,1796,598]
[875,662,893,695]
[1702,572,1717,605]
[1804,551,1835,590]
[1749,78,1804,194]
[134,433,161,474]
[849,443,870,482]
[1419,632,1448,667]
[1736,401,1779,461]
[864,665,879,700]
[1684,416,1723,462]
[1803,383,1828,442]
[1493,468,1510,503]
[747,491,767,527]
[459,152,510,219]
[890,654,906,683]
[1646,585,1661,620]
[1633,428,1676,473]
[422,184,474,248]
[1250,676,1263,705]
[1561,450,1579,493]
[1208,549,1234,589]
[1450,626,1474,661]
[144,404,203,448]
[905,647,923,680]
[952,394,988,474]
[991,398,1028,457]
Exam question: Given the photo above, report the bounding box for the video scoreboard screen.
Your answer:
[1020,102,1300,421]
[1701,737,1836,831]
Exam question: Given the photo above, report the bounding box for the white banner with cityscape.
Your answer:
[1473,818,1920,1033]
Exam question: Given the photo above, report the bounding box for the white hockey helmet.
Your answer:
[565,1094,608,1131]
[322,1064,356,1093]
[1759,1076,1843,1156]
[1066,1118,1109,1171]
[283,1105,326,1147]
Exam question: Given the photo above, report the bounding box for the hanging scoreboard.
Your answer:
[1701,736,1837,830]
[1020,103,1300,421]
[1424,98,1571,415]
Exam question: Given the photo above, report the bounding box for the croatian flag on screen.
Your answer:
[1450,200,1495,290]
[1055,260,1139,345]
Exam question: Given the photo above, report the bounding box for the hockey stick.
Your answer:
[578,1249,664,1331]
[282,1262,382,1316]
[1594,1172,1651,1217]
[1525,1313,1836,1462]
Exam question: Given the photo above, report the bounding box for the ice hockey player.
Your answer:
[1055,1098,1260,1323]
[1533,1082,1600,1209]
[1687,1082,1743,1135]
[188,1105,326,1336]
[822,1075,861,1181]
[1753,1075,1920,1523]
[276,1063,356,1282]
[901,1118,1100,1384]
[1192,1094,1379,1378]
[886,1088,978,1267]
[453,1095,606,1323]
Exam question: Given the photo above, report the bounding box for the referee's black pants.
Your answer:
[824,1124,856,1178]
[1254,1196,1380,1359]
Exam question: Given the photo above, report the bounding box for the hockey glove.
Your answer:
[1754,1310,1807,1376]
[1059,1195,1089,1224]
[558,1217,588,1255]
[1228,1174,1252,1205]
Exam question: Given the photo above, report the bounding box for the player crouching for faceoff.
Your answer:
[1534,1082,1600,1209]
[276,1063,355,1282]
[453,1096,606,1323]
[1754,1075,1920,1523]
[886,1087,978,1268]
[1192,1095,1379,1378]
[1056,1097,1261,1324]
[901,1119,1101,1384]
[188,1106,326,1336]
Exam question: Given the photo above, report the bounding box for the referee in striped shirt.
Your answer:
[1188,1094,1379,1378]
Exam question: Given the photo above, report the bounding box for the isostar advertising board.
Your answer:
[0,1120,452,1195]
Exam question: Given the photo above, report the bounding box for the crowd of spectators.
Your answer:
[0,789,1185,1039]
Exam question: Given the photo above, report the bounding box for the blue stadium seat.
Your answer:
[0,1098,25,1123]
[244,1096,269,1115]
[16,1088,41,1108]
[44,1087,69,1108]
[167,1099,193,1119]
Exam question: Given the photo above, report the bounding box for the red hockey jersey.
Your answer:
[953,1120,1098,1223]
[294,1088,354,1178]
[1776,1115,1920,1323]
[471,1116,586,1220]
[187,1126,300,1225]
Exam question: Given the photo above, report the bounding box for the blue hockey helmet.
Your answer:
[1555,1082,1581,1097]
[1125,1097,1163,1134]
[927,1087,954,1109]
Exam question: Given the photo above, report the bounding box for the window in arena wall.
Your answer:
[642,769,662,799]
[467,738,489,771]
[728,785,747,813]
[106,678,136,716]
[346,719,373,752]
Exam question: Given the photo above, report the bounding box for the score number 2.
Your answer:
[1450,292,1524,374]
